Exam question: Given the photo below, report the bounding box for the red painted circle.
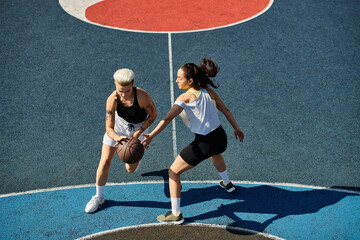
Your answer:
[85,0,271,32]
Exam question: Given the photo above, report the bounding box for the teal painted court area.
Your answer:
[1,182,359,240]
[1,0,359,239]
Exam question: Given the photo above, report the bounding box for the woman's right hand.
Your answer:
[114,136,128,147]
[141,134,153,149]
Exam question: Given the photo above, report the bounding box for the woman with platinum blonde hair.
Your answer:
[85,68,157,214]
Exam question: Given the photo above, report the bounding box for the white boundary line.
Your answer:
[168,33,177,159]
[76,222,285,240]
[1,180,359,198]
[58,0,274,34]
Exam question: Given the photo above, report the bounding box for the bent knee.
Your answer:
[169,167,181,177]
[126,162,139,173]
[126,167,136,173]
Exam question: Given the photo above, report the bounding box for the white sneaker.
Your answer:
[85,196,105,213]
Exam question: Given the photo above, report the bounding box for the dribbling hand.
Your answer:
[114,136,129,147]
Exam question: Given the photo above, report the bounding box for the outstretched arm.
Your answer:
[141,105,183,148]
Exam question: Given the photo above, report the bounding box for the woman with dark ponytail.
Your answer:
[181,57,219,89]
[142,56,244,224]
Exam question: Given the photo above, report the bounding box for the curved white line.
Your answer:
[75,222,285,240]
[59,0,101,22]
[59,0,274,34]
[1,180,359,198]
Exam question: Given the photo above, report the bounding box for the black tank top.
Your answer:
[116,87,148,123]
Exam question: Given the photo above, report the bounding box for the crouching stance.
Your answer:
[85,68,157,213]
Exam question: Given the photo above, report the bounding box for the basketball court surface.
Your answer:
[1,0,359,239]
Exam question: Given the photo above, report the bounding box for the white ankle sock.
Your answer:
[171,198,181,216]
[219,170,230,185]
[95,185,105,198]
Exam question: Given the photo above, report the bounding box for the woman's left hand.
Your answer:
[234,128,245,142]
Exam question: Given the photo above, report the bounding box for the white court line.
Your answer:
[59,0,274,159]
[76,222,285,240]
[168,33,177,159]
[59,0,274,34]
[1,181,359,198]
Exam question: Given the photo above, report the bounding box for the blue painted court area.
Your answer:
[1,182,359,240]
[1,0,360,239]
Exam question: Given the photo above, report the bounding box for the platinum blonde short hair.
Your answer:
[113,68,135,85]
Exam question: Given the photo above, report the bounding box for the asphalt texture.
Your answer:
[1,0,359,239]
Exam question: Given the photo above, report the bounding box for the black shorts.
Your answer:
[180,125,227,167]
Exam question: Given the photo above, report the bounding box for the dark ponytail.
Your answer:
[181,56,219,89]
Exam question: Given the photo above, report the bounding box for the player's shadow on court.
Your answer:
[184,185,354,232]
[100,169,171,211]
[142,168,170,197]
[101,169,355,233]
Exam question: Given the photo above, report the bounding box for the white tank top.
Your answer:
[174,88,220,135]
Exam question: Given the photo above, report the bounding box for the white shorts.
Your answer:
[103,114,148,148]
